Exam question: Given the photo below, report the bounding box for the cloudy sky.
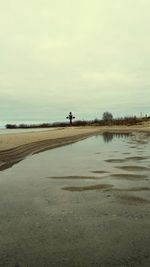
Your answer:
[0,0,150,123]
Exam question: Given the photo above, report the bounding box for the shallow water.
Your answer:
[0,132,150,266]
[1,132,150,192]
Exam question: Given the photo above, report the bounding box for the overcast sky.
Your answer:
[0,0,150,123]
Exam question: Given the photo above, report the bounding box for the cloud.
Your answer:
[0,0,150,121]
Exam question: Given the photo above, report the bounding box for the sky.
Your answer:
[0,0,150,124]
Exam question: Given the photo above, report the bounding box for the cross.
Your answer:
[66,112,75,125]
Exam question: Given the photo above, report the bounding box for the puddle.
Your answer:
[0,132,150,266]
[0,132,150,199]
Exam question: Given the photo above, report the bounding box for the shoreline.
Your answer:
[0,125,150,171]
[0,125,150,266]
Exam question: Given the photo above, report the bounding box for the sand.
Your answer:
[0,124,150,171]
[1,124,150,151]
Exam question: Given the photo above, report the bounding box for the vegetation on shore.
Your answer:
[5,113,150,129]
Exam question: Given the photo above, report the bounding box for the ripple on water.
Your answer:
[63,184,113,192]
[111,173,147,180]
[105,156,148,164]
[115,166,150,172]
[105,159,126,163]
[48,176,103,180]
[125,156,148,161]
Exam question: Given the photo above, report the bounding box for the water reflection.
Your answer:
[131,132,150,145]
[102,132,113,143]
[0,132,150,191]
[102,132,130,143]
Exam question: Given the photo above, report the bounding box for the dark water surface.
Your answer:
[0,133,150,267]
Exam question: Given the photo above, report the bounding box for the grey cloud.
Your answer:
[0,0,150,122]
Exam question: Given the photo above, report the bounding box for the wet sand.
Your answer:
[0,169,150,267]
[1,124,150,151]
[0,125,150,266]
[0,128,100,171]
[0,124,150,171]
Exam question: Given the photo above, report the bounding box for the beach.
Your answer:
[0,124,150,266]
[1,124,150,150]
[0,124,150,171]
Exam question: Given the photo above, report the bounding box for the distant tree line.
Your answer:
[5,112,150,129]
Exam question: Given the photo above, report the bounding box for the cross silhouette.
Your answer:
[66,112,75,125]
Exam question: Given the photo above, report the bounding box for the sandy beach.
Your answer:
[1,124,150,150]
[0,124,150,171]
